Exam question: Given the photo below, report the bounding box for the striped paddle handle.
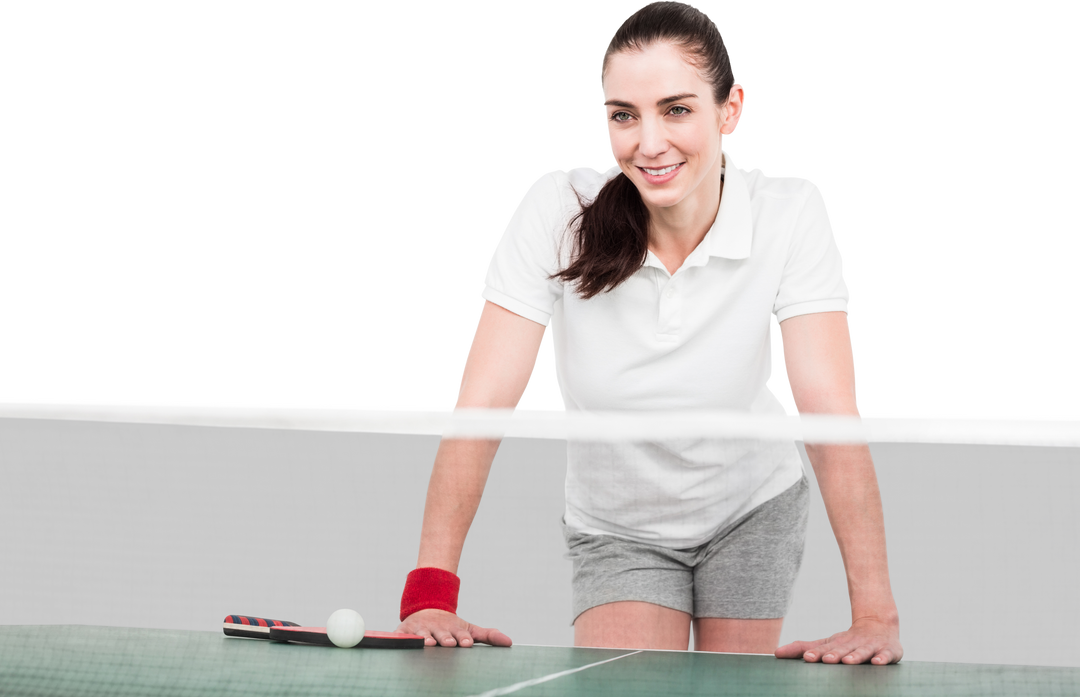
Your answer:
[222,614,300,639]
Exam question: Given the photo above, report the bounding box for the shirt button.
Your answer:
[666,288,676,298]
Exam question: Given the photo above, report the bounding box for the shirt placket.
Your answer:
[656,272,683,342]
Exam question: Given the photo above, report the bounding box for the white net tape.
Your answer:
[1,404,1077,447]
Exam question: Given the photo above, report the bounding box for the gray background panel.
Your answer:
[0,419,1076,667]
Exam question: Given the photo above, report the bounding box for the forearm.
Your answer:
[415,436,502,574]
[804,441,898,624]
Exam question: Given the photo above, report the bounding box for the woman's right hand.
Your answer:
[396,608,512,648]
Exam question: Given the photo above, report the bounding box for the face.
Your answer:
[603,42,741,213]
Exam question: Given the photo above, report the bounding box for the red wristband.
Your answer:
[400,567,460,621]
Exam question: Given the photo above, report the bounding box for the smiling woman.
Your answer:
[395,0,903,668]
[553,2,739,293]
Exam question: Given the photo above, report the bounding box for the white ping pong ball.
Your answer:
[326,608,366,648]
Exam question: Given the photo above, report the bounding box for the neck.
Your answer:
[646,152,725,253]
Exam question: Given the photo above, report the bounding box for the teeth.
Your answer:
[643,164,679,176]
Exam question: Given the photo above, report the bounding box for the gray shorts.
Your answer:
[561,474,809,622]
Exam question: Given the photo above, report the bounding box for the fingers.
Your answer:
[774,639,826,659]
[414,627,464,648]
[800,640,900,665]
[418,631,466,648]
[469,624,513,647]
[419,626,512,649]
[431,629,459,647]
[401,613,514,648]
[434,624,511,648]
[777,620,902,666]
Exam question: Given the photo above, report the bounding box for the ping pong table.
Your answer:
[2,625,1078,696]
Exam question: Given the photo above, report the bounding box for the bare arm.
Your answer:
[775,311,903,665]
[416,300,546,572]
[782,312,896,619]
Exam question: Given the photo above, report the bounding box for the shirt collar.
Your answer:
[642,151,753,273]
[700,152,752,261]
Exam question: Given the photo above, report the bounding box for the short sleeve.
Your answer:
[772,184,849,322]
[482,172,571,326]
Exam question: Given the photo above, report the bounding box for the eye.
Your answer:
[609,105,691,122]
[670,106,690,116]
[610,111,633,123]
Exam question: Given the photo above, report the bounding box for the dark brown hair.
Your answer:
[549,2,735,300]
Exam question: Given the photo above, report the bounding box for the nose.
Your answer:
[637,115,669,160]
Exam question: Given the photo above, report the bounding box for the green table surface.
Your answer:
[2,625,1079,697]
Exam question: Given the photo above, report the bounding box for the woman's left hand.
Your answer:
[774,617,903,665]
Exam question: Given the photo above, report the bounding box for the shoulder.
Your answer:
[738,164,821,211]
[525,166,620,202]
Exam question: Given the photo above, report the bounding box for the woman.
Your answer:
[396,1,903,666]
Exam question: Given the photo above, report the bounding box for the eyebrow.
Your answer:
[604,93,699,109]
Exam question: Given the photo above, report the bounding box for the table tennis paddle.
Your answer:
[222,614,425,649]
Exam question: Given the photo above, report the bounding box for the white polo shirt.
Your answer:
[482,153,848,548]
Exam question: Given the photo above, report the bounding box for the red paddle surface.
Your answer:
[222,615,424,649]
[268,625,424,649]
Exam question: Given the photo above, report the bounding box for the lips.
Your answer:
[637,162,684,184]
[635,163,678,173]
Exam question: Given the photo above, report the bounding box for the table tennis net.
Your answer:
[1,406,1078,671]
